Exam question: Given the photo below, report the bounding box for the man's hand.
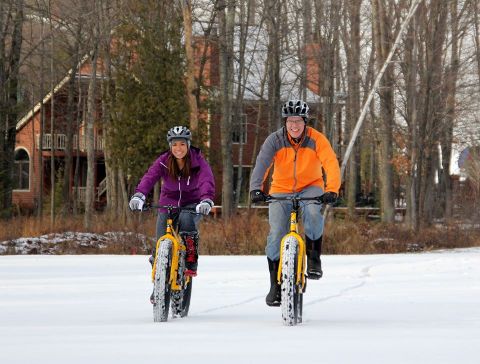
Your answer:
[129,192,146,211]
[196,199,214,215]
[250,190,267,203]
[322,192,338,204]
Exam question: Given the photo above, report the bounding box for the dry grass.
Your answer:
[1,211,480,255]
[324,218,480,254]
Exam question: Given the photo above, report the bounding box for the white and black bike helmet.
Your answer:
[167,126,192,147]
[281,99,309,118]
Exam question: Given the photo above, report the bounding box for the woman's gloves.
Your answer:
[196,199,214,215]
[129,192,146,211]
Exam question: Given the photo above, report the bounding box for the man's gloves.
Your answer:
[322,192,338,204]
[129,192,145,211]
[196,199,214,215]
[250,189,268,203]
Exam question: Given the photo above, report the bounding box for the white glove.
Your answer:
[196,199,213,215]
[129,192,145,211]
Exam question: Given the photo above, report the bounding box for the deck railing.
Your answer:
[36,134,104,152]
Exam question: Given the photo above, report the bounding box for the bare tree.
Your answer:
[265,0,282,132]
[180,0,199,133]
[0,0,24,218]
[48,0,56,227]
[372,0,395,222]
[83,0,100,230]
[439,0,461,221]
[217,0,235,217]
[342,0,362,216]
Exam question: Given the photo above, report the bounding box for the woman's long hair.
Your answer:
[167,150,191,180]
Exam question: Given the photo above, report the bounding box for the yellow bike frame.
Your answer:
[277,210,307,291]
[151,217,190,291]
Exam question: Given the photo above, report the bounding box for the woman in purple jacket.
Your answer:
[129,126,215,279]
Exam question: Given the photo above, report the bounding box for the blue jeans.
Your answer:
[266,186,324,261]
[155,204,202,240]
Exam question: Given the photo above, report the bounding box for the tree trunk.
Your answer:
[118,167,130,224]
[440,0,460,221]
[418,1,448,225]
[0,0,23,218]
[266,0,281,132]
[181,0,199,133]
[345,0,361,216]
[84,48,98,229]
[217,0,235,218]
[474,0,480,85]
[372,0,395,223]
[49,21,55,228]
[62,32,82,215]
[404,6,419,231]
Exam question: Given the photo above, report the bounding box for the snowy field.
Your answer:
[1,249,479,364]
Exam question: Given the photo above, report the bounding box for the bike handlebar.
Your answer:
[141,204,199,214]
[265,195,325,203]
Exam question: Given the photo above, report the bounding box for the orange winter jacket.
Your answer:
[250,126,341,194]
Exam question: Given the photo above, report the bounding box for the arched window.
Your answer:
[14,148,30,190]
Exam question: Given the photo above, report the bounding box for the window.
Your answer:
[14,149,30,190]
[232,114,247,144]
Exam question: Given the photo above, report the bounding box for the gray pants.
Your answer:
[155,204,202,240]
[266,186,324,261]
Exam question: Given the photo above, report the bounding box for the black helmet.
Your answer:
[281,99,309,118]
[167,126,191,147]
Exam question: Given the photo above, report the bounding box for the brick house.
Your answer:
[13,56,106,210]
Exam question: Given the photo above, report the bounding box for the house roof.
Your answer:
[16,54,91,132]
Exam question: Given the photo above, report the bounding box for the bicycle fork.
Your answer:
[277,211,307,292]
[151,232,190,290]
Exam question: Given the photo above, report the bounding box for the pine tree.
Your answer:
[110,1,188,183]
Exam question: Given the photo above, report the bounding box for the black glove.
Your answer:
[322,192,338,204]
[250,190,267,203]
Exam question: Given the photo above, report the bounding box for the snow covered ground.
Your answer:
[1,249,479,364]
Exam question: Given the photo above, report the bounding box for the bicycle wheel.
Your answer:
[171,250,193,318]
[281,236,302,326]
[171,279,193,318]
[152,239,173,322]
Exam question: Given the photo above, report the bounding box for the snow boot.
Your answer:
[266,258,281,306]
[306,236,323,280]
[182,232,199,277]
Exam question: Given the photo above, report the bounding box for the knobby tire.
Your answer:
[153,239,173,322]
[170,249,193,318]
[281,237,302,326]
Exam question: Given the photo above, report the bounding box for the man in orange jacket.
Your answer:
[249,99,341,307]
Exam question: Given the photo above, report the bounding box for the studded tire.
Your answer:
[152,239,173,322]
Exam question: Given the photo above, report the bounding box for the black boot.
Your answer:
[266,258,281,306]
[182,231,199,277]
[306,236,323,280]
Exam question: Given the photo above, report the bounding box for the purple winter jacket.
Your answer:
[135,147,215,208]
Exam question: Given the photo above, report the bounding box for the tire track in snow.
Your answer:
[195,295,264,315]
[304,264,374,306]
[195,263,378,314]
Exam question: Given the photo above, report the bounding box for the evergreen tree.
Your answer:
[110,1,188,183]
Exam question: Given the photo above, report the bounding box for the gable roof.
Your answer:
[16,54,91,132]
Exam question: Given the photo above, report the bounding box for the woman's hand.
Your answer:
[129,192,145,211]
[196,199,214,215]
